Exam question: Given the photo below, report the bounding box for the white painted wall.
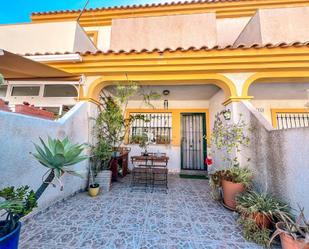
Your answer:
[84,26,112,52]
[74,24,99,52]
[127,100,209,109]
[0,22,96,54]
[216,17,250,46]
[235,101,309,217]
[110,13,217,52]
[125,98,212,172]
[209,90,226,131]
[0,101,97,211]
[251,99,308,124]
[127,144,180,173]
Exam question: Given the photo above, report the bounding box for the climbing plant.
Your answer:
[211,110,251,167]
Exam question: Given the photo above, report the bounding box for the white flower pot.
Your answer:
[96,170,112,192]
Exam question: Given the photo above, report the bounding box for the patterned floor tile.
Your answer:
[19,175,268,249]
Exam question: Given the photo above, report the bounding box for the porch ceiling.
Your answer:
[249,82,309,99]
[105,84,220,100]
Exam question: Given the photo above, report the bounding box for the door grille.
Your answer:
[181,113,206,170]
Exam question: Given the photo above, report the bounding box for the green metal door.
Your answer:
[181,113,207,171]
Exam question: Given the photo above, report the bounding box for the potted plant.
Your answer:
[0,186,37,249]
[220,167,252,210]
[209,170,225,201]
[270,208,309,249]
[0,136,87,248]
[88,160,100,197]
[131,133,149,156]
[93,81,160,181]
[236,190,290,229]
[92,138,113,192]
[210,111,252,210]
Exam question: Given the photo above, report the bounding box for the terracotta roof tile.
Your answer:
[31,0,253,15]
[22,41,309,57]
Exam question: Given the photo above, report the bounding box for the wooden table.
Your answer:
[131,154,169,167]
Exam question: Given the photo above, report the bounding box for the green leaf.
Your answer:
[53,154,66,167]
[55,141,64,154]
[65,170,84,178]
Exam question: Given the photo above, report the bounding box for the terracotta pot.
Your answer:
[222,179,245,210]
[249,212,272,229]
[276,223,309,249]
[88,184,100,197]
[279,233,309,249]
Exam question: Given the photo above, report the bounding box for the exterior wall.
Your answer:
[234,7,309,46]
[259,7,309,44]
[110,13,217,52]
[209,90,225,131]
[235,101,309,217]
[251,99,309,125]
[233,12,262,46]
[0,21,96,54]
[84,26,112,51]
[0,101,96,211]
[126,100,210,172]
[74,24,98,52]
[216,17,250,46]
[127,100,209,109]
[208,90,230,170]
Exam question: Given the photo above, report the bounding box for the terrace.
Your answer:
[20,175,265,249]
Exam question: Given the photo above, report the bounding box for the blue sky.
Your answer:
[0,0,172,24]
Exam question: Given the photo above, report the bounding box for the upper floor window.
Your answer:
[11,86,40,96]
[43,85,78,97]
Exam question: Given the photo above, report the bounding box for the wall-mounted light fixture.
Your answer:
[222,109,231,120]
[164,100,169,109]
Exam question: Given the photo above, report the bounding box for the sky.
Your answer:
[0,0,173,24]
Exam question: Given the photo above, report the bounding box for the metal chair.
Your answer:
[130,158,152,191]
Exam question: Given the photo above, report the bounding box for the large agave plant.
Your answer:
[32,137,88,197]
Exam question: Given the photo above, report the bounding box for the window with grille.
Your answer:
[276,112,309,129]
[130,113,172,144]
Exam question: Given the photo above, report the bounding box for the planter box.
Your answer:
[0,99,11,112]
[96,170,112,192]
[15,104,54,120]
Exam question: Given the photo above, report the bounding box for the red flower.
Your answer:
[205,157,213,166]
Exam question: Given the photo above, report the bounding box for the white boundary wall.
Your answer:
[235,101,309,217]
[0,101,97,211]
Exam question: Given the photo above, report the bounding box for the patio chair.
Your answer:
[130,158,153,191]
[149,153,169,193]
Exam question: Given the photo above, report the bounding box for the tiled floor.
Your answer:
[20,175,266,249]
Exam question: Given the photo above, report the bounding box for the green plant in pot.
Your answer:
[96,81,160,156]
[93,81,160,182]
[0,136,87,248]
[131,133,149,156]
[88,158,100,197]
[210,111,252,209]
[0,186,37,248]
[270,207,309,249]
[92,137,113,192]
[236,190,291,229]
